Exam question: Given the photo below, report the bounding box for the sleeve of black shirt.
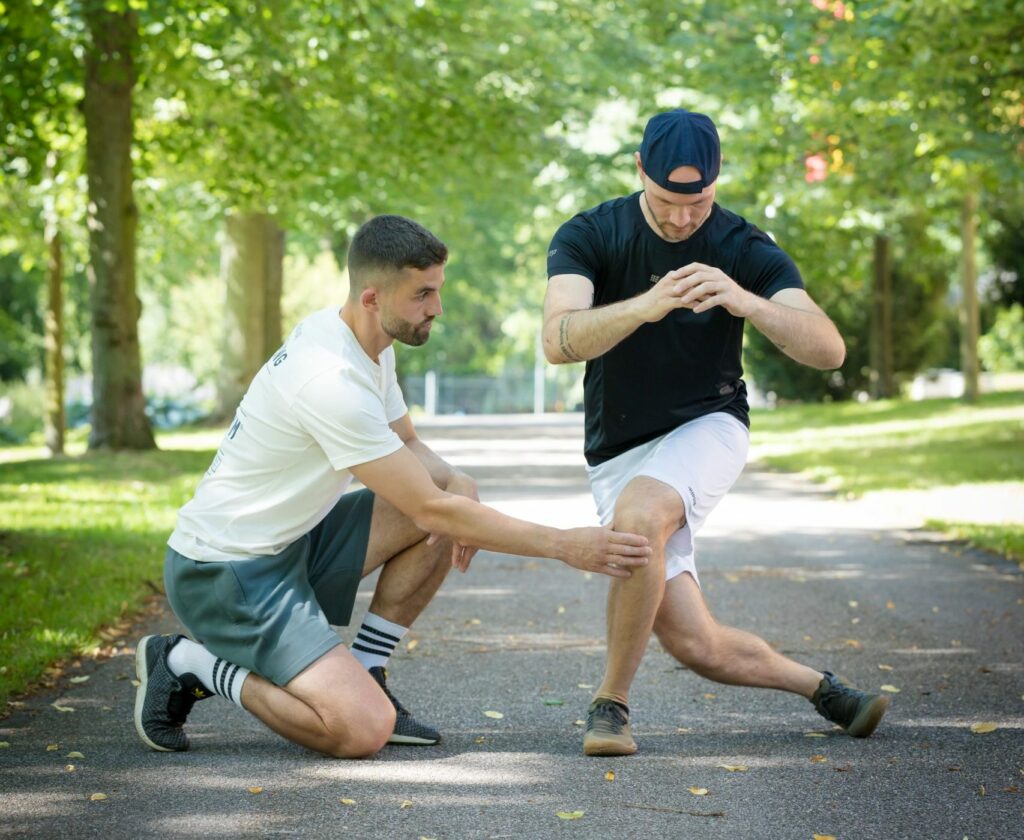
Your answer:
[547,215,602,283]
[739,230,805,299]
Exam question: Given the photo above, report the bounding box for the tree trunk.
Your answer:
[44,151,65,456]
[870,234,894,398]
[82,2,154,450]
[217,212,285,417]
[960,184,980,403]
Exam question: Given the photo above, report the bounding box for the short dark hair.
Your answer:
[347,215,448,292]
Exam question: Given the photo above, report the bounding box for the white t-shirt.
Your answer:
[168,307,408,561]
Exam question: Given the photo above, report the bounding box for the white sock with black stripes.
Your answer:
[350,613,408,671]
[167,636,250,708]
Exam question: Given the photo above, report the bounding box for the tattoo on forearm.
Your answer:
[559,314,584,362]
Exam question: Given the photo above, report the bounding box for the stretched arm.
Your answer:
[391,413,481,570]
[349,446,650,578]
[674,263,845,369]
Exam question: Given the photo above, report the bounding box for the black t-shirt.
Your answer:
[547,192,804,466]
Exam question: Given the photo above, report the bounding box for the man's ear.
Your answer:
[360,286,381,312]
[635,151,645,181]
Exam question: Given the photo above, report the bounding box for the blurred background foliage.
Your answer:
[0,0,1021,445]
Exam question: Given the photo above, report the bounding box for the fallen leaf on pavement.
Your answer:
[880,685,901,693]
[812,835,836,840]
[848,600,858,608]
[886,600,895,609]
[543,699,564,706]
[687,787,709,796]
[577,683,593,689]
[339,798,356,805]
[804,732,827,738]
[878,664,893,671]
[703,693,717,700]
[970,722,998,734]
[65,764,75,772]
[810,755,827,763]
[718,765,747,772]
[248,787,263,794]
[400,800,413,809]
[573,719,585,726]
[677,727,692,734]
[556,811,584,820]
[474,736,485,744]
[406,639,419,652]
[46,744,59,751]
[483,710,504,719]
[0,742,9,749]
[89,793,107,802]
[844,639,861,649]
[605,771,615,781]
[51,703,74,713]
[66,751,84,759]
[69,676,90,684]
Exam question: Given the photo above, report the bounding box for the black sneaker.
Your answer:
[134,634,211,752]
[812,671,890,738]
[368,666,441,746]
[583,697,636,756]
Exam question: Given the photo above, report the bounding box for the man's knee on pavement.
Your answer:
[320,696,396,758]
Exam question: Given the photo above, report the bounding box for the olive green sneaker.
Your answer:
[583,697,636,756]
[812,671,890,738]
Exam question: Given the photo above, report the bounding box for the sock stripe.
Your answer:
[355,632,395,650]
[351,642,392,656]
[359,624,402,643]
[216,659,230,698]
[225,665,239,702]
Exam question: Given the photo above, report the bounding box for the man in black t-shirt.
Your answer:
[543,109,890,756]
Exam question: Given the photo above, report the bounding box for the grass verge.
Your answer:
[925,519,1024,567]
[0,435,218,710]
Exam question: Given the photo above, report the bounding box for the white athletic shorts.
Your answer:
[586,412,749,587]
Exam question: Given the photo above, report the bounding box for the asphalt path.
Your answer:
[2,416,1022,839]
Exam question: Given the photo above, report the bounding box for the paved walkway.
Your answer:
[2,417,1022,839]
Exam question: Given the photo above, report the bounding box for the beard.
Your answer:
[381,311,433,347]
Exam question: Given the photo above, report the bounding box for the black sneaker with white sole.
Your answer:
[134,634,211,752]
[812,671,890,738]
[368,666,441,746]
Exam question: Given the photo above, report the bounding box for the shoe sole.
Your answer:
[388,733,441,746]
[847,694,891,738]
[133,635,176,753]
[583,738,638,757]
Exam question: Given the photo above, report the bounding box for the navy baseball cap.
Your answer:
[639,110,720,194]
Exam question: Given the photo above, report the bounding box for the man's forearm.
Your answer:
[544,297,646,364]
[404,438,460,490]
[747,297,846,370]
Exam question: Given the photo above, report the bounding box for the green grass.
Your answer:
[749,390,1024,494]
[925,520,1024,567]
[0,435,219,709]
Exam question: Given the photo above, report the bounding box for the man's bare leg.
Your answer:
[594,477,685,706]
[239,646,395,758]
[653,572,822,697]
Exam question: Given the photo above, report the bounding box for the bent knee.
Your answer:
[324,702,396,759]
[613,479,685,540]
[656,624,721,671]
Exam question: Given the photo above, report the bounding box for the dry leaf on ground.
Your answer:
[69,676,90,684]
[51,703,74,713]
[810,755,828,763]
[556,811,585,820]
[66,751,84,759]
[46,744,59,751]
[248,787,263,794]
[878,664,893,671]
[880,685,901,693]
[812,834,836,840]
[687,787,709,796]
[89,793,107,802]
[718,764,748,772]
[339,798,356,806]
[0,742,9,749]
[400,800,413,809]
[804,732,827,738]
[406,639,419,652]
[970,722,998,734]
[605,771,615,781]
[65,764,75,772]
[483,710,504,719]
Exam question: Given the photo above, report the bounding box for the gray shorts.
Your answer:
[164,488,375,686]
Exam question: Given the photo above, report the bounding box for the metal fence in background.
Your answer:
[402,366,585,416]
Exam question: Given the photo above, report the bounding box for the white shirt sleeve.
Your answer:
[293,367,404,471]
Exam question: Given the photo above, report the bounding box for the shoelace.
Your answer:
[589,700,628,730]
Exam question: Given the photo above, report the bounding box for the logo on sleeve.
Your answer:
[649,274,660,285]
[548,249,558,257]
